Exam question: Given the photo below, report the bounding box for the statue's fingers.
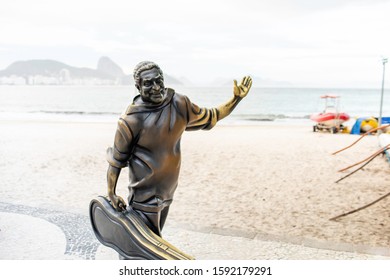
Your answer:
[234,79,238,87]
[245,76,251,86]
[247,78,253,89]
[241,77,246,85]
[244,76,251,87]
[118,201,126,211]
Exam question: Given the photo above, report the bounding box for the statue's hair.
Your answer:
[133,61,163,88]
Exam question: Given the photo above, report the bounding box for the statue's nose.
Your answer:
[152,81,160,90]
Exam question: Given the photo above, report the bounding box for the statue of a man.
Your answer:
[106,61,252,237]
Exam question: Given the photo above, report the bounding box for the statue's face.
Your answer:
[138,68,165,105]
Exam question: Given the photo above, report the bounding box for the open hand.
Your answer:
[233,76,252,98]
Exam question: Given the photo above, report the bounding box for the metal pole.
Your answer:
[378,57,388,132]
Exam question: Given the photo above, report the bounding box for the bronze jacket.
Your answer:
[107,88,218,203]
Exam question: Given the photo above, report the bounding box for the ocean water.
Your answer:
[0,85,389,126]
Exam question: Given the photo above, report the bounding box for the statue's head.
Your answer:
[133,61,165,105]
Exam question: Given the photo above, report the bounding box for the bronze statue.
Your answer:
[90,61,252,259]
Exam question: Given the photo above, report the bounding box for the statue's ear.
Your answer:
[135,84,140,90]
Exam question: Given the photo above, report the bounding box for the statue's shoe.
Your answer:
[89,196,194,260]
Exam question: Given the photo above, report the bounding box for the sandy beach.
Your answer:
[1,119,389,252]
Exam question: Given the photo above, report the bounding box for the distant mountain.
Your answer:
[97,56,125,78]
[162,74,184,86]
[0,59,113,79]
[0,57,185,86]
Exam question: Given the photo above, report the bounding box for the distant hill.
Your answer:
[0,57,184,85]
[0,59,113,79]
[97,56,125,78]
[161,73,184,86]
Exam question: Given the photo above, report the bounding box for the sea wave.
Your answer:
[30,110,313,121]
[0,110,313,125]
[30,110,120,116]
[231,114,311,121]
[2,86,388,125]
[34,110,313,121]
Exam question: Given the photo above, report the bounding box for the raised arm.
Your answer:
[216,76,252,121]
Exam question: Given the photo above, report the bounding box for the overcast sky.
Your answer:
[1,0,389,87]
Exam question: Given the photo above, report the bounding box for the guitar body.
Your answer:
[89,196,194,260]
